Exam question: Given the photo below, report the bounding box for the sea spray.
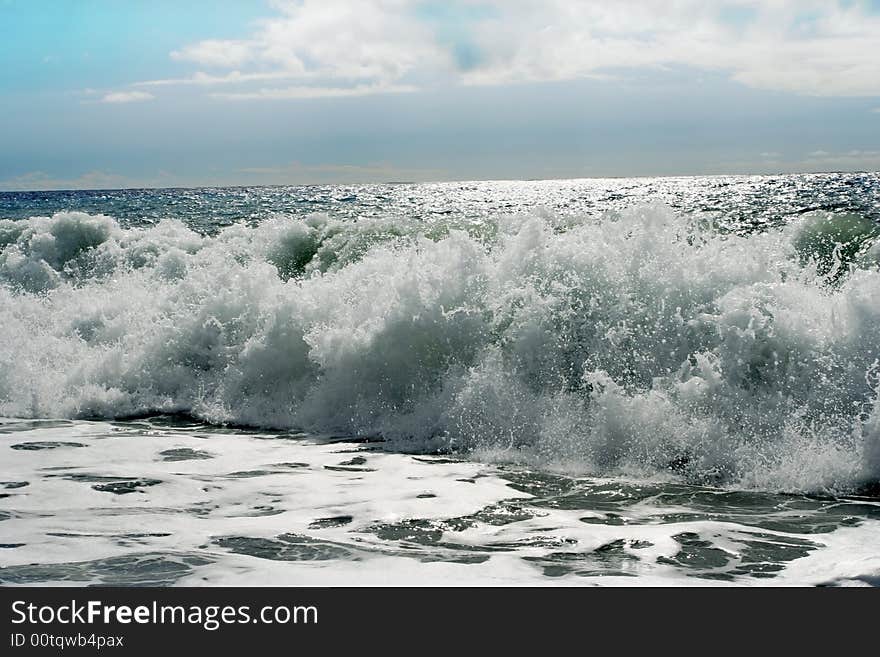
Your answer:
[1,206,879,494]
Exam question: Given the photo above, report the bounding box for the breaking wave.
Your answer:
[1,207,879,494]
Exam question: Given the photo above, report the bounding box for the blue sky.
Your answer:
[1,0,879,190]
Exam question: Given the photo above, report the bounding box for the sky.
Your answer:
[1,0,879,190]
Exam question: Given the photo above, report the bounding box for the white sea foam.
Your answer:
[3,419,878,586]
[1,207,878,494]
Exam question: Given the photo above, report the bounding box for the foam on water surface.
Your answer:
[1,418,879,586]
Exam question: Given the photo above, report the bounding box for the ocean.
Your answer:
[1,173,879,586]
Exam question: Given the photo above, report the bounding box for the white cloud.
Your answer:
[161,0,443,83]
[101,90,155,104]
[459,1,880,96]
[140,0,880,100]
[212,83,417,100]
[171,39,254,68]
[135,71,296,87]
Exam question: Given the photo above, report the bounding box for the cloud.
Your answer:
[101,90,155,104]
[459,1,880,96]
[145,0,880,100]
[171,39,254,68]
[134,71,296,87]
[163,0,442,83]
[212,83,418,100]
[133,0,442,99]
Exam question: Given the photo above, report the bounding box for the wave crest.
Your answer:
[1,207,879,494]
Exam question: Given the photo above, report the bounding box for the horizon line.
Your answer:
[0,169,877,195]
